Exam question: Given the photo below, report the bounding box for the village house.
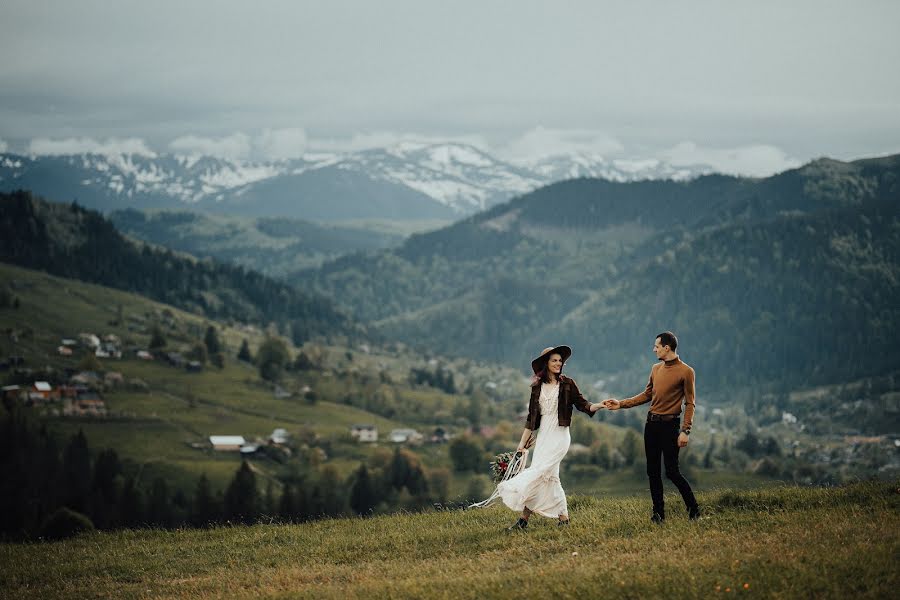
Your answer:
[104,372,125,387]
[79,333,101,349]
[165,352,185,368]
[351,424,378,443]
[70,371,100,386]
[209,435,246,451]
[240,443,261,455]
[389,428,423,444]
[63,390,107,417]
[1,385,25,403]
[269,428,290,445]
[28,381,59,404]
[429,427,450,444]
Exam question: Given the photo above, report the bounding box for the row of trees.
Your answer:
[0,406,452,540]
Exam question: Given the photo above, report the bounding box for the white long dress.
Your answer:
[496,381,570,518]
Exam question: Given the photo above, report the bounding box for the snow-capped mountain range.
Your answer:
[0,143,713,220]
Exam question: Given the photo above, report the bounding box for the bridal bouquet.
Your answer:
[489,450,521,483]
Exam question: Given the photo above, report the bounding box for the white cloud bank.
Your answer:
[21,130,802,178]
[0,138,8,153]
[498,127,626,162]
[168,128,310,161]
[660,142,800,178]
[27,137,156,157]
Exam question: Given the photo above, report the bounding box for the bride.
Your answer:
[494,345,602,529]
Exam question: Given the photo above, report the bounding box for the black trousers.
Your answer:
[644,419,697,516]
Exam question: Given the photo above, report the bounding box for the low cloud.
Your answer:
[498,127,626,162]
[169,133,253,160]
[660,142,800,177]
[256,128,308,160]
[28,137,156,157]
[0,138,7,153]
[307,131,490,154]
[169,129,313,161]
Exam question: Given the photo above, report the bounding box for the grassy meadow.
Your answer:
[1,481,896,599]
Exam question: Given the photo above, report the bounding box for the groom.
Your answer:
[603,331,700,523]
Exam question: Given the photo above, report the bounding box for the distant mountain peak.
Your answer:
[0,144,730,218]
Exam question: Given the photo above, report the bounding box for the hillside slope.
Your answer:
[299,155,900,392]
[0,191,359,344]
[1,481,895,599]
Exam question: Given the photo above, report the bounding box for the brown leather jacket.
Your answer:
[525,375,595,430]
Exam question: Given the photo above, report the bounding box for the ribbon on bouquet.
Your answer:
[468,449,528,509]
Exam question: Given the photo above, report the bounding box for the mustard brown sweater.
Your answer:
[620,357,695,433]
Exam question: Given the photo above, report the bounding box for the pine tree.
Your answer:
[263,479,276,520]
[237,339,252,362]
[204,325,221,355]
[349,465,378,516]
[191,473,217,527]
[147,477,172,527]
[120,476,144,527]
[224,460,258,524]
[389,448,412,490]
[62,430,91,513]
[149,325,166,350]
[278,483,296,522]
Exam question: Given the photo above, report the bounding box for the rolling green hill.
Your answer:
[1,481,896,599]
[297,155,900,399]
[0,190,359,345]
[109,208,404,277]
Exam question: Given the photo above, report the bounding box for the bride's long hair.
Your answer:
[532,355,565,386]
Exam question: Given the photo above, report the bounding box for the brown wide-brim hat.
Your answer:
[531,345,572,375]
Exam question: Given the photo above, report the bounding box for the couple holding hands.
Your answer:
[495,331,700,530]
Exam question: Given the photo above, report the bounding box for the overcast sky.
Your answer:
[1,0,899,175]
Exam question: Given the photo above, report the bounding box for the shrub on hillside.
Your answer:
[39,507,95,541]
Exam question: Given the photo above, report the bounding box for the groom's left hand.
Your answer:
[677,432,689,448]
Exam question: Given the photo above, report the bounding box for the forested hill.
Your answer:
[299,154,900,392]
[0,190,360,344]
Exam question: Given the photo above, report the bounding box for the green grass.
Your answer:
[1,481,896,599]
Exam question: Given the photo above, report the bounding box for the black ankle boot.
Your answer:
[650,512,665,524]
[507,517,528,531]
[688,505,701,520]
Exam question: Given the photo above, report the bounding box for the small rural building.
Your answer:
[63,392,107,417]
[1,385,24,402]
[240,443,260,455]
[351,424,378,443]
[269,428,290,445]
[389,428,422,444]
[209,435,246,451]
[29,381,58,403]
[79,333,101,348]
[430,427,450,444]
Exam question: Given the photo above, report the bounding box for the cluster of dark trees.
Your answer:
[0,191,361,346]
[409,365,457,394]
[0,408,261,539]
[0,406,443,540]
